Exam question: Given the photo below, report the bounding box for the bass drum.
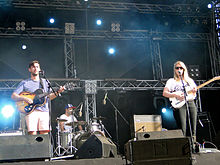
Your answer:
[74,132,91,149]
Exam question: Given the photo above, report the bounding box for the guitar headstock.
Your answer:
[64,82,76,90]
[213,76,220,81]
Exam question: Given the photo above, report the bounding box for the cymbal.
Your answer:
[56,118,67,122]
[92,116,106,120]
[65,121,87,126]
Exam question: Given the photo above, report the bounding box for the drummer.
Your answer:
[59,104,83,132]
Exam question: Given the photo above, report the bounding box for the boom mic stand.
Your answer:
[179,72,194,153]
[40,70,60,158]
[105,94,129,152]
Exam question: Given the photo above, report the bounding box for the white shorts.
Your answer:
[25,110,50,132]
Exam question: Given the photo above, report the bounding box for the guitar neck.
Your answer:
[197,77,219,90]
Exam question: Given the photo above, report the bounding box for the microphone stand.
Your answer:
[40,72,59,158]
[105,94,129,152]
[179,73,194,153]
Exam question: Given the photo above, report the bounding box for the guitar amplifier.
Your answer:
[131,115,162,138]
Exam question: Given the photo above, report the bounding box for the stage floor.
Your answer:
[1,152,220,165]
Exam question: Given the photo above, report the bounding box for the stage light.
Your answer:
[65,23,75,34]
[111,22,120,32]
[49,18,55,24]
[207,3,212,9]
[108,48,115,55]
[189,65,200,79]
[21,44,27,50]
[16,21,26,31]
[1,105,15,118]
[162,108,167,113]
[96,19,102,26]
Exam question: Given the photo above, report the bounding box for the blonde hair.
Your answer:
[173,61,192,84]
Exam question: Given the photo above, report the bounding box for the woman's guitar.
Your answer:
[170,76,220,109]
[16,82,75,114]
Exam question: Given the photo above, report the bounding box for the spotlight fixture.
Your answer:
[16,21,26,31]
[189,65,200,79]
[21,44,27,50]
[108,47,115,55]
[111,22,120,32]
[49,18,55,24]
[65,23,75,34]
[96,19,102,26]
[207,3,212,9]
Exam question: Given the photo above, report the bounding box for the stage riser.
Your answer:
[0,134,51,161]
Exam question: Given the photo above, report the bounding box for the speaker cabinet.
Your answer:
[75,134,117,159]
[0,134,52,161]
[125,137,192,165]
[131,115,162,138]
[136,129,183,140]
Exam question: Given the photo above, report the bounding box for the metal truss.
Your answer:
[1,79,220,91]
[150,39,163,80]
[0,28,211,41]
[0,0,210,17]
[84,94,97,123]
[208,3,220,77]
[64,37,76,78]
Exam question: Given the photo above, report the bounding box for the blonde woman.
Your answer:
[163,61,197,141]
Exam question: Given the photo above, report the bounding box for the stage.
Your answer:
[1,152,220,165]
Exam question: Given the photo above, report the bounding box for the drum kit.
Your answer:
[54,116,106,157]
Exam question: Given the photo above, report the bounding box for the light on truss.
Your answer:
[108,48,115,55]
[49,18,55,24]
[96,19,102,26]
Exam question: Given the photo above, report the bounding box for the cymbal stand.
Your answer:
[54,120,66,156]
[99,119,112,138]
[66,126,78,155]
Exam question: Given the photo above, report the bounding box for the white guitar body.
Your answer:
[169,91,196,109]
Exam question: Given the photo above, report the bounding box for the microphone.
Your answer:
[79,103,83,117]
[39,70,44,76]
[199,119,203,127]
[103,92,108,105]
[178,70,182,75]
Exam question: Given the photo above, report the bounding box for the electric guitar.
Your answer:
[170,76,220,109]
[16,82,75,114]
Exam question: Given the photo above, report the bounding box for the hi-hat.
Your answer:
[56,118,67,122]
[92,116,106,120]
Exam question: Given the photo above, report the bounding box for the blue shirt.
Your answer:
[14,78,51,112]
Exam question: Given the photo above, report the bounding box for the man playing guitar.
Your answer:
[11,60,65,135]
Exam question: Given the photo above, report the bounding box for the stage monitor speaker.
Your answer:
[136,129,184,140]
[125,137,192,165]
[0,134,52,161]
[75,134,117,159]
[131,115,162,138]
